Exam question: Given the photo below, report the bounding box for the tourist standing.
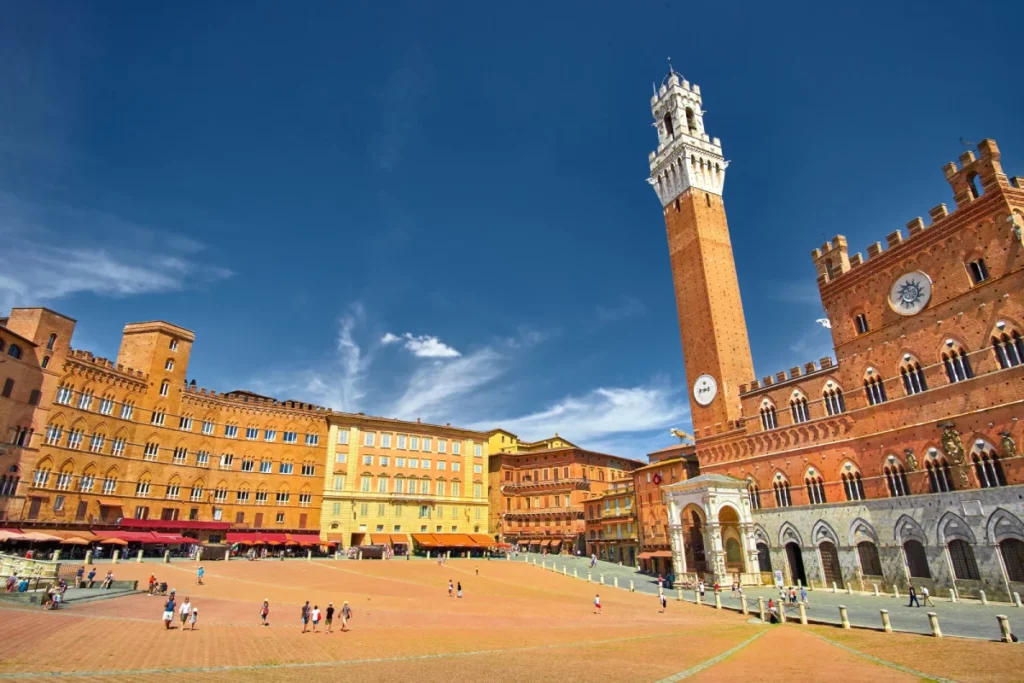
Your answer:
[341,601,352,631]
[698,580,705,601]
[659,590,667,613]
[448,580,454,598]
[457,581,463,598]
[189,607,198,631]
[908,583,920,608]
[75,566,85,589]
[301,601,311,633]
[179,596,192,632]
[593,594,601,615]
[800,586,808,604]
[311,605,321,632]
[260,599,270,626]
[730,582,738,598]
[196,566,205,585]
[163,595,176,629]
[325,602,335,633]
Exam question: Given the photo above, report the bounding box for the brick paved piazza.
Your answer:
[0,559,1020,682]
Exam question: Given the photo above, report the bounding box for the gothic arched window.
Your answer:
[760,402,778,431]
[883,461,909,497]
[992,325,1024,369]
[899,355,927,396]
[941,340,973,383]
[663,112,674,138]
[790,393,810,424]
[864,369,887,406]
[823,385,846,416]
[925,454,954,493]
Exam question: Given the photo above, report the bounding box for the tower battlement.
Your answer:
[811,138,1023,287]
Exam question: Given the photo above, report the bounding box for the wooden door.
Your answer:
[819,541,844,588]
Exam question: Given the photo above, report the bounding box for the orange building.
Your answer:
[490,444,642,554]
[583,477,638,565]
[649,63,1024,598]
[632,443,698,575]
[0,308,328,542]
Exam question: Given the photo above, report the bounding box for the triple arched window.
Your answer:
[899,355,927,396]
[972,445,1007,488]
[823,385,846,416]
[883,461,910,497]
[941,341,973,383]
[760,402,778,431]
[772,477,792,508]
[992,325,1024,368]
[747,481,761,510]
[863,369,887,406]
[841,471,865,501]
[925,455,954,493]
[804,473,826,505]
[790,394,810,424]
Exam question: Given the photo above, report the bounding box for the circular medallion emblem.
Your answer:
[888,271,932,316]
[693,374,718,407]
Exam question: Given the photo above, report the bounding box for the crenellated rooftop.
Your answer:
[67,349,148,381]
[740,357,836,396]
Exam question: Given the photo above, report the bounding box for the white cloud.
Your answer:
[595,295,647,322]
[387,347,505,422]
[468,383,689,454]
[0,192,232,310]
[381,332,461,358]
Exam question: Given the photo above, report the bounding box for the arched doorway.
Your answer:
[756,542,772,572]
[682,507,707,573]
[719,506,744,574]
[819,541,844,588]
[785,542,806,586]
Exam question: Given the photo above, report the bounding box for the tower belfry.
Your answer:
[649,67,754,434]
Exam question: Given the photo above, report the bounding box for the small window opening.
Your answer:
[966,172,982,200]
[663,113,674,138]
[685,107,696,134]
[854,313,869,335]
[968,259,989,284]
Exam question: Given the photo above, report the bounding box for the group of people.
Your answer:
[906,583,935,607]
[447,579,464,598]
[160,590,198,631]
[299,600,352,633]
[73,566,113,589]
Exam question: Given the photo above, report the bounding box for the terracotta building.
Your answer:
[319,413,491,552]
[648,65,1024,599]
[488,441,642,553]
[0,308,328,542]
[583,477,638,565]
[632,443,698,575]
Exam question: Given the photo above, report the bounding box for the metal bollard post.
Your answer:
[832,582,838,593]
[1015,592,1022,608]
[949,588,957,603]
[980,589,988,606]
[797,578,802,588]
[630,580,635,592]
[928,612,942,637]
[223,550,230,562]
[335,551,340,560]
[998,615,1013,642]
[757,596,766,622]
[798,602,807,624]
[741,595,748,615]
[880,609,892,633]
[839,605,850,629]
[533,558,537,566]
[563,566,567,576]
[714,592,721,609]
[808,579,814,592]
[306,549,312,562]
[873,583,879,597]
[85,550,93,565]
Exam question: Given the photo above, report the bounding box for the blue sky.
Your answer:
[2,1,1022,458]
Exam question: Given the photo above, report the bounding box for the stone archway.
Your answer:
[786,542,807,586]
[682,506,707,574]
[719,505,745,575]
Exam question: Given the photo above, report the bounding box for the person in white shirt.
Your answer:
[311,605,321,632]
[179,597,192,632]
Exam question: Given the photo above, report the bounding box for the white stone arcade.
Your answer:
[663,474,761,586]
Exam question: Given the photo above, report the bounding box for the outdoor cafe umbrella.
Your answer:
[18,532,62,542]
[61,537,90,546]
[0,530,22,542]
[284,541,300,547]
[99,538,128,546]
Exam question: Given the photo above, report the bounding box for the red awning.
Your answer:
[93,530,159,543]
[286,533,322,545]
[151,533,190,544]
[226,532,259,544]
[637,552,654,560]
[119,519,230,531]
[651,550,673,558]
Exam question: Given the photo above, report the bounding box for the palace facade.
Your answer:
[649,65,1024,599]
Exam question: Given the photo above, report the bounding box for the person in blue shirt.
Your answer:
[196,566,204,585]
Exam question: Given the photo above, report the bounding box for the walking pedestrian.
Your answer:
[921,585,934,607]
[789,587,797,604]
[800,586,808,604]
[341,601,352,631]
[163,595,176,630]
[908,583,921,608]
[457,581,463,598]
[260,599,270,626]
[698,580,705,600]
[189,607,198,631]
[593,593,601,615]
[311,605,321,632]
[179,596,192,632]
[325,602,335,633]
[730,582,738,598]
[448,580,454,597]
[659,591,667,613]
[301,601,311,633]
[196,566,205,585]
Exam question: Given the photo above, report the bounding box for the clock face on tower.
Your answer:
[692,374,718,407]
[888,271,932,316]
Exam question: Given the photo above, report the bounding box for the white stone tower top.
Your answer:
[648,65,727,206]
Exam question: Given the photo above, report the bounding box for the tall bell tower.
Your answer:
[648,66,754,434]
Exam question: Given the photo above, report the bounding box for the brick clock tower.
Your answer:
[648,67,755,434]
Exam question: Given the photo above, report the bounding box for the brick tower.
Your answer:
[648,67,754,433]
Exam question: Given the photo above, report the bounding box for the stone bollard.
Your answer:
[52,550,60,562]
[980,590,988,606]
[928,612,942,637]
[600,574,605,586]
[335,551,340,560]
[798,602,807,625]
[163,550,170,564]
[137,549,144,563]
[797,578,802,588]
[630,580,635,593]
[695,588,702,605]
[949,588,957,603]
[880,609,892,633]
[873,583,879,597]
[587,572,592,583]
[112,550,120,564]
[1015,592,1022,608]
[85,550,93,565]
[533,558,537,566]
[714,592,721,609]
[893,585,899,599]
[808,579,814,591]
[846,584,852,595]
[740,595,748,616]
[427,551,431,559]
[447,551,451,560]
[757,596,766,622]
[839,605,850,629]
[677,587,683,602]
[563,566,567,576]
[832,581,838,594]
[574,568,578,579]
[223,549,230,562]
[614,577,619,589]
[998,615,1013,642]
[779,601,787,623]
[306,549,312,562]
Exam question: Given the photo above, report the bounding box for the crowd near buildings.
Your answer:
[2,66,1024,602]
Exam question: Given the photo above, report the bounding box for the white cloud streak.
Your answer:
[381,332,461,358]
